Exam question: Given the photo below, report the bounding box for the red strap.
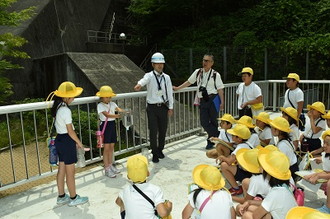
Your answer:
[101,108,111,135]
[199,191,216,213]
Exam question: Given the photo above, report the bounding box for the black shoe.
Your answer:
[158,152,165,159]
[152,156,159,163]
[205,144,214,150]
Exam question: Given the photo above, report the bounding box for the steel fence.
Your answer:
[0,80,330,190]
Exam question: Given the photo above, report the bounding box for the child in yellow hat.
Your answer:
[241,150,297,219]
[116,155,172,218]
[237,116,260,148]
[232,148,269,206]
[303,130,330,214]
[281,107,300,150]
[49,81,89,206]
[182,164,235,219]
[207,114,236,159]
[322,110,330,128]
[96,85,125,178]
[283,73,305,131]
[269,117,299,179]
[300,101,326,152]
[254,112,274,146]
[219,124,252,196]
[286,206,330,219]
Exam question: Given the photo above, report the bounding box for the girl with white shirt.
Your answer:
[96,86,125,178]
[300,101,326,152]
[182,164,236,219]
[242,150,297,219]
[237,116,260,148]
[50,81,88,206]
[281,107,300,150]
[269,117,299,179]
[254,112,274,146]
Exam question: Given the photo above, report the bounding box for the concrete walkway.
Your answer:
[0,126,327,218]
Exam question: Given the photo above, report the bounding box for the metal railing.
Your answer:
[1,80,330,190]
[0,88,201,190]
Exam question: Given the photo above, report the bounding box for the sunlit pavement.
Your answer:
[0,112,326,218]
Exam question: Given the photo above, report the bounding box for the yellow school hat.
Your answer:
[263,145,279,152]
[217,114,236,124]
[253,112,271,124]
[307,101,326,115]
[53,81,83,98]
[258,150,291,180]
[237,116,256,128]
[322,130,330,140]
[238,67,254,75]
[227,124,251,140]
[236,148,261,174]
[280,107,299,121]
[269,117,291,133]
[283,73,300,82]
[96,85,117,97]
[286,206,330,219]
[322,110,330,119]
[127,155,148,183]
[193,164,225,191]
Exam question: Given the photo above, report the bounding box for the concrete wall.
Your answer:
[3,0,112,100]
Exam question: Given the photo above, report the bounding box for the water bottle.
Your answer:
[122,109,133,131]
[76,148,86,168]
[48,137,58,166]
[96,130,103,148]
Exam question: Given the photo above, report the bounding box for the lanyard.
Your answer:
[153,71,168,102]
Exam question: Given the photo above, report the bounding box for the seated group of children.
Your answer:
[115,101,330,219]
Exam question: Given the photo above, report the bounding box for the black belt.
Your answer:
[148,103,166,107]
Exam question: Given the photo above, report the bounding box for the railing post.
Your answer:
[272,82,277,112]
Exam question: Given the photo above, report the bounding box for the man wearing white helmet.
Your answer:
[173,54,225,150]
[134,52,174,163]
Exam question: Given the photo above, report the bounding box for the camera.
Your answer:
[199,86,209,101]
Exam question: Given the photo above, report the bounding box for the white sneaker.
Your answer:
[105,168,116,178]
[110,164,121,174]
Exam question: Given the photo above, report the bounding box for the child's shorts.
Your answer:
[55,134,77,165]
[100,120,117,144]
[235,167,252,182]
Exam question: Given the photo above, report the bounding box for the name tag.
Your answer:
[156,90,163,96]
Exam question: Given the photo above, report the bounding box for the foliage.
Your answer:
[0,0,35,104]
[129,0,330,80]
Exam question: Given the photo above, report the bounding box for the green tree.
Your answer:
[0,0,34,104]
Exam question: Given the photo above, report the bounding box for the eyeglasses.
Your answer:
[203,59,212,62]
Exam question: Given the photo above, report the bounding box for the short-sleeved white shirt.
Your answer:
[289,124,299,142]
[236,82,262,110]
[277,140,297,166]
[261,186,297,219]
[55,104,74,134]
[303,118,326,139]
[97,102,118,121]
[232,143,251,155]
[188,189,233,219]
[257,127,274,145]
[118,183,164,219]
[283,88,304,109]
[247,174,271,198]
[187,68,224,98]
[247,133,260,148]
[322,152,330,171]
[218,129,233,143]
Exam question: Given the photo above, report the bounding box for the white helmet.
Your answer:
[151,52,165,63]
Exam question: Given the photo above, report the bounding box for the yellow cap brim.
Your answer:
[54,87,83,98]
